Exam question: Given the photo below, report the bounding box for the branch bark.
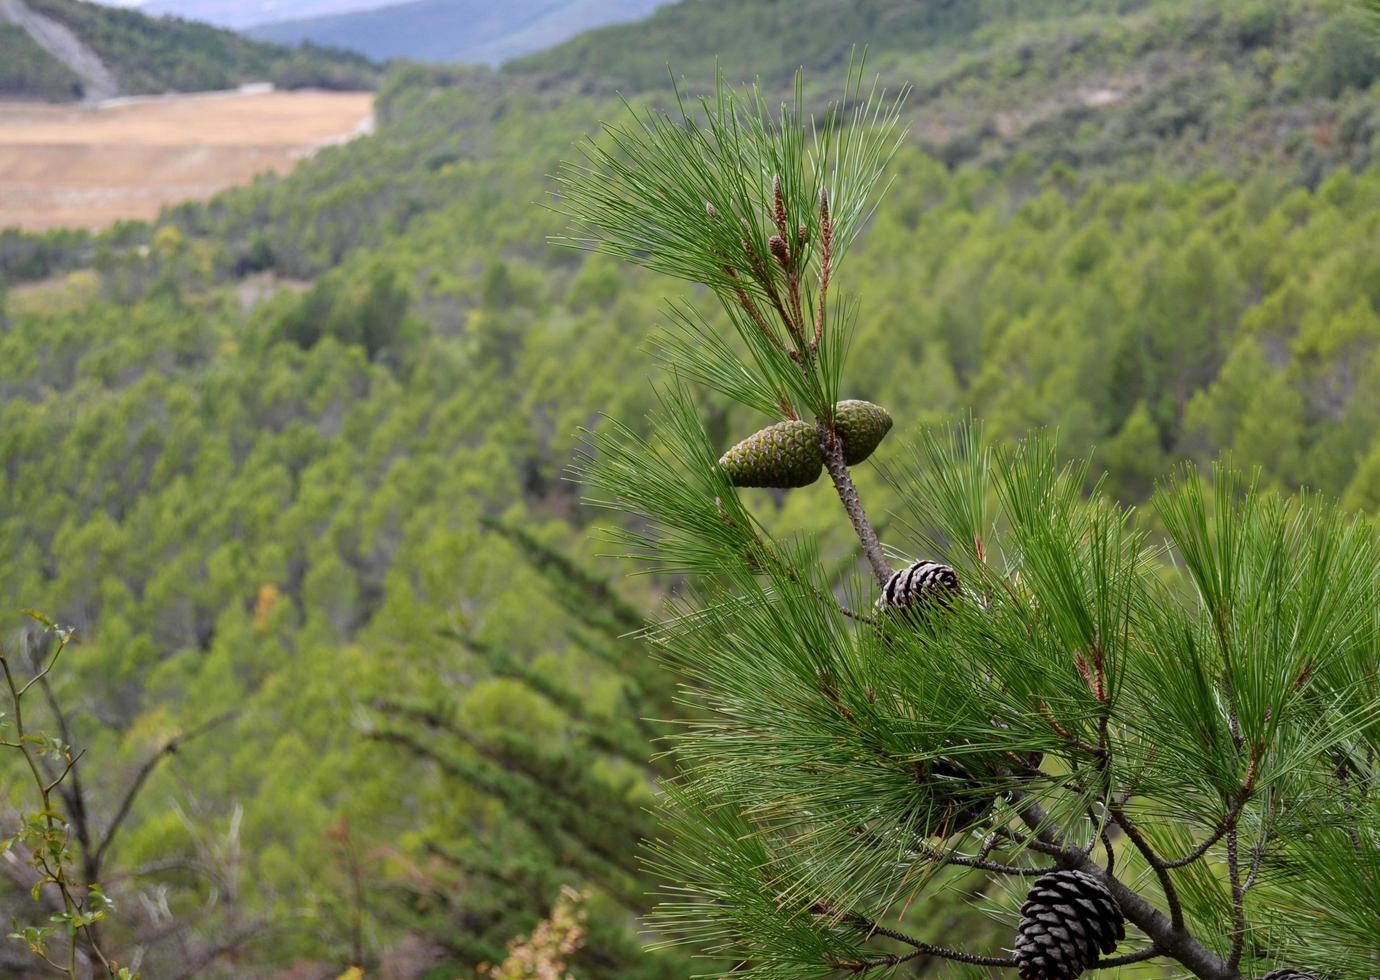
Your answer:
[1013,795,1238,980]
[818,422,892,588]
[92,710,237,875]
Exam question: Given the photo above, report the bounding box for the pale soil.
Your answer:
[0,88,375,231]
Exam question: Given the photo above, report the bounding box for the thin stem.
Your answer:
[1243,828,1270,894]
[725,268,784,352]
[911,840,1051,876]
[741,234,801,350]
[1109,805,1185,930]
[832,946,1014,973]
[44,749,86,794]
[992,824,1081,859]
[16,637,68,699]
[1012,794,1238,980]
[1227,826,1245,970]
[817,423,891,588]
[821,908,1017,972]
[1,648,115,976]
[1095,946,1164,968]
[1156,818,1234,869]
[93,709,237,874]
[1095,809,1116,875]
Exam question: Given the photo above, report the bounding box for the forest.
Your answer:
[2,0,1380,976]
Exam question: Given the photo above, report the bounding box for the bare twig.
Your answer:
[1226,825,1246,970]
[815,906,1017,972]
[817,423,892,588]
[1108,805,1185,930]
[92,710,238,874]
[1096,945,1164,968]
[911,840,1051,877]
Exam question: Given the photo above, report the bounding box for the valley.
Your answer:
[0,85,373,229]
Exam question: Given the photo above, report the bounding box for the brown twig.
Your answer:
[92,710,238,875]
[817,423,892,589]
[725,266,784,351]
[814,906,1017,972]
[813,188,831,356]
[1011,794,1238,980]
[1226,825,1246,970]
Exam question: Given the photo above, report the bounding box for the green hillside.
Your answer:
[511,0,1157,88]
[0,22,82,99]
[515,0,1377,177]
[3,0,1380,975]
[0,0,378,101]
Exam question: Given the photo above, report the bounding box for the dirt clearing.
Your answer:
[0,87,374,231]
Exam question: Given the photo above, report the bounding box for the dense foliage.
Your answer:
[0,22,82,100]
[3,0,1380,975]
[565,74,1380,979]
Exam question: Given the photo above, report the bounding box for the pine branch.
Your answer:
[818,422,891,588]
[480,516,645,635]
[1012,794,1237,980]
[819,907,1017,972]
[1227,825,1246,970]
[92,710,238,876]
[1108,805,1186,931]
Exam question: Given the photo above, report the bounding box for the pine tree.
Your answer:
[366,520,691,977]
[554,66,1380,979]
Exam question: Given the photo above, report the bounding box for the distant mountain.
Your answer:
[0,0,379,101]
[133,0,417,31]
[246,0,668,66]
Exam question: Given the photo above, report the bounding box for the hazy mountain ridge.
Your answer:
[137,0,416,30]
[246,0,667,65]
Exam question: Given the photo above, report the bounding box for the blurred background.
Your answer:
[3,0,1380,976]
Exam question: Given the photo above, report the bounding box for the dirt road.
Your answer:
[0,87,375,231]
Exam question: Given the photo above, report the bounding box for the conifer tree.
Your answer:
[367,520,691,977]
[554,67,1380,979]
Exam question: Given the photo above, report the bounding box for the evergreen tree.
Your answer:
[556,67,1379,979]
[366,519,692,977]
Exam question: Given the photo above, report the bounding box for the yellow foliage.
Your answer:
[153,224,185,253]
[254,583,281,631]
[478,886,589,980]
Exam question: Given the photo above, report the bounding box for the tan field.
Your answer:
[0,87,374,231]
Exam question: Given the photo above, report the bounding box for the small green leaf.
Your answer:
[18,609,55,630]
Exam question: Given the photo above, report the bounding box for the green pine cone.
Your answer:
[719,420,824,488]
[835,400,893,465]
